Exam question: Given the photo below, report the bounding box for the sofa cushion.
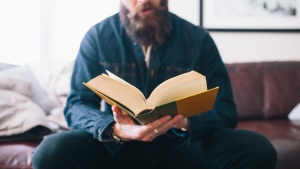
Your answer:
[262,62,300,119]
[226,63,264,119]
[237,119,300,169]
[0,140,41,169]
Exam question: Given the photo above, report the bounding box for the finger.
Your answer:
[112,105,122,114]
[112,105,135,124]
[113,110,123,123]
[155,114,184,134]
[173,116,188,129]
[112,105,126,123]
[146,115,178,133]
[129,115,170,141]
[147,115,172,129]
[138,115,177,141]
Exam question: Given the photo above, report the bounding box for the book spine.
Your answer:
[135,102,178,125]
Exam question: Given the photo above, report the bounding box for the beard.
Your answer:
[119,0,171,47]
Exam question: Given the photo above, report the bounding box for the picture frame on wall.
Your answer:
[200,0,300,32]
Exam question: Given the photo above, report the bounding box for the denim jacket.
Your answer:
[64,13,237,155]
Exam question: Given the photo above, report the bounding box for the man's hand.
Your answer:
[172,116,190,131]
[111,105,189,142]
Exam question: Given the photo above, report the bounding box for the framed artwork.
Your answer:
[200,0,300,32]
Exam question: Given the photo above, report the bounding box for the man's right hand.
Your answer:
[111,105,184,142]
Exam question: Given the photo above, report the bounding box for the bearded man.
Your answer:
[32,0,277,169]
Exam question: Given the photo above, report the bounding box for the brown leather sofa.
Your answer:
[0,61,299,169]
[226,61,300,169]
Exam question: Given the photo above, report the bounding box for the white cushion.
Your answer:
[0,66,60,114]
[288,103,300,121]
[0,89,51,136]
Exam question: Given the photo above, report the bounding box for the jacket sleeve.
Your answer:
[63,26,123,155]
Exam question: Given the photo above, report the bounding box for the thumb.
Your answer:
[112,105,123,123]
[112,105,122,114]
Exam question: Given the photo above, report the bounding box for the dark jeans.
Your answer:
[32,129,276,169]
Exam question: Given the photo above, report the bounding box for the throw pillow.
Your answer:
[288,103,300,121]
[0,89,51,136]
[0,66,60,114]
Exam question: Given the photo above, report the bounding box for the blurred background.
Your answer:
[0,0,299,65]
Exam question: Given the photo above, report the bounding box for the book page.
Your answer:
[106,70,139,92]
[106,70,146,104]
[147,71,207,108]
[86,74,147,115]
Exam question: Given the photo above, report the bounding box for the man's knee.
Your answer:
[32,130,93,169]
[237,130,277,168]
[203,129,277,169]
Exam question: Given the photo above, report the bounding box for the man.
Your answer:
[32,0,277,168]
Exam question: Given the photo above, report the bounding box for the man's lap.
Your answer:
[32,128,276,169]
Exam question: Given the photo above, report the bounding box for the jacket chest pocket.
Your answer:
[99,61,137,85]
[165,66,193,80]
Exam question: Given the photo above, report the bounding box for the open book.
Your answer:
[83,70,219,125]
